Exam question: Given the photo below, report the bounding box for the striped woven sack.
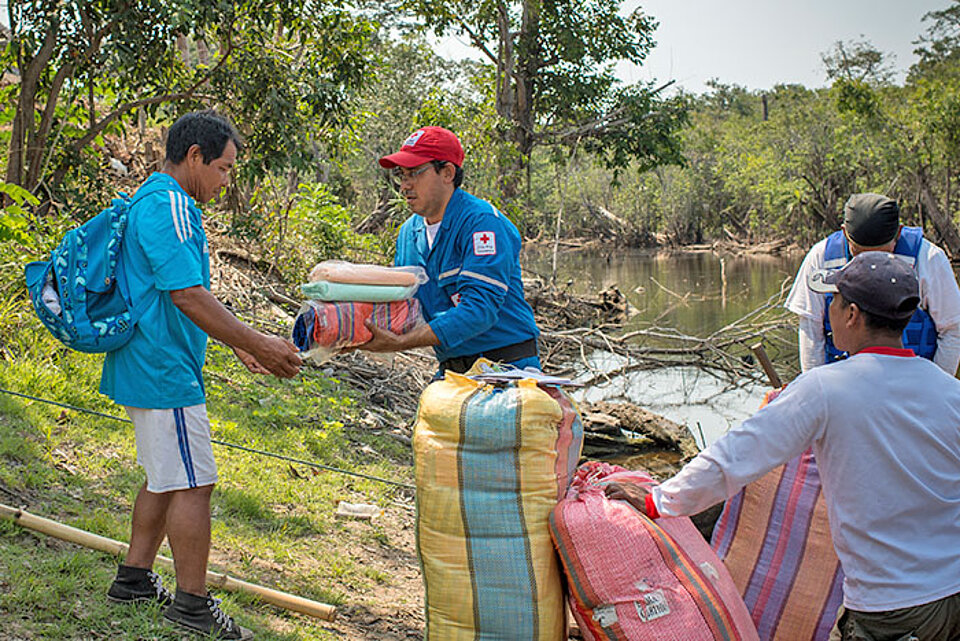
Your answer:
[550,461,759,641]
[710,389,843,641]
[414,369,584,641]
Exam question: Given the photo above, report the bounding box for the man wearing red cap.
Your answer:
[357,126,540,373]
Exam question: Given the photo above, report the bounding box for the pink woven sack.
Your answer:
[550,461,759,641]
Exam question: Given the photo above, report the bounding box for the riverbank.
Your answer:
[0,230,757,640]
[0,324,698,641]
[522,234,805,257]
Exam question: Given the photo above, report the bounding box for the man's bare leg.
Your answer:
[164,484,214,595]
[124,482,171,569]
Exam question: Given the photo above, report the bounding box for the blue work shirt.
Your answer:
[395,188,539,363]
[100,173,210,408]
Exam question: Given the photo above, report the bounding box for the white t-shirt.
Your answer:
[425,221,441,249]
[652,349,960,612]
[785,237,960,374]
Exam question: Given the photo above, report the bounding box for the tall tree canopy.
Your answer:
[3,0,375,205]
[402,0,687,195]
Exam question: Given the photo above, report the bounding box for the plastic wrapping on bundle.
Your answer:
[302,261,428,302]
[291,299,424,363]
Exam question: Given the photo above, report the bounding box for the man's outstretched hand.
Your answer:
[250,335,302,378]
[605,482,658,518]
[351,319,441,354]
[232,345,271,375]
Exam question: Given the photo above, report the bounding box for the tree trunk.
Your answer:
[6,17,59,194]
[918,167,960,258]
[355,187,398,234]
[25,61,74,193]
[176,34,191,66]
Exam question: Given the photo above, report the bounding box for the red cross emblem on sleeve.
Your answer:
[473,231,496,256]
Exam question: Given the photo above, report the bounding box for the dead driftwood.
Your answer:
[580,400,699,472]
[524,279,637,331]
[539,278,800,387]
[208,240,797,471]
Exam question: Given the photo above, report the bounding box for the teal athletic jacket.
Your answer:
[394,188,539,366]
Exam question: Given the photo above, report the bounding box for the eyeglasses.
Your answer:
[391,164,434,183]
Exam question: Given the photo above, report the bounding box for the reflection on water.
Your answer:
[523,247,804,447]
[523,247,802,335]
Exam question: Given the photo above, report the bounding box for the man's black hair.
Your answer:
[432,160,463,188]
[837,293,912,334]
[861,308,912,334]
[166,110,243,165]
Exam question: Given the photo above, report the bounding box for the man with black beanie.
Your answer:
[608,252,960,640]
[786,192,960,374]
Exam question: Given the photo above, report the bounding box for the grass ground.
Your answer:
[0,297,423,640]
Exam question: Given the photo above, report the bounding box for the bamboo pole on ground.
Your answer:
[0,503,337,621]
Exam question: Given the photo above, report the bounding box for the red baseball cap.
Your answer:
[378,126,464,168]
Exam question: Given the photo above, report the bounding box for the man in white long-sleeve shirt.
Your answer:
[785,193,960,375]
[608,252,960,641]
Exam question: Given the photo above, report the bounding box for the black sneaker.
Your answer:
[106,564,173,606]
[163,589,254,640]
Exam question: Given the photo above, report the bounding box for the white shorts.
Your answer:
[125,404,218,493]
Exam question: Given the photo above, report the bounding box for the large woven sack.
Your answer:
[550,461,759,641]
[414,369,584,641]
[710,390,843,641]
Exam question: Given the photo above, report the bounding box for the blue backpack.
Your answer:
[24,193,156,353]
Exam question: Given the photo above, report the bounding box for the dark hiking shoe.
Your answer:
[163,589,254,640]
[106,564,173,606]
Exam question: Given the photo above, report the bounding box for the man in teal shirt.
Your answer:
[101,111,301,640]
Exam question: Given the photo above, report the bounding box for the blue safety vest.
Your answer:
[822,226,937,362]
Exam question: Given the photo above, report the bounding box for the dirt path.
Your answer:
[323,507,424,640]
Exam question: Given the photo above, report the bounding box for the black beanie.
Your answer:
[843,193,900,247]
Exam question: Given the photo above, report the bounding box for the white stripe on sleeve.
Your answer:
[169,191,185,243]
[460,270,508,291]
[178,192,192,239]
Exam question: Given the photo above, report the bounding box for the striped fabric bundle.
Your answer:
[291,299,423,356]
[414,370,584,641]
[550,462,759,641]
[711,451,843,641]
[710,389,843,641]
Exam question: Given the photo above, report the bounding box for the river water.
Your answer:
[522,246,804,446]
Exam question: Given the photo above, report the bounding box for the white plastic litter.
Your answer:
[335,501,384,521]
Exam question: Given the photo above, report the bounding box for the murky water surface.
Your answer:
[523,247,803,445]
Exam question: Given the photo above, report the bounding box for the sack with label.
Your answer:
[549,461,758,641]
[23,193,156,353]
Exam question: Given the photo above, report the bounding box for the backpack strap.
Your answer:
[117,187,167,324]
[128,285,160,324]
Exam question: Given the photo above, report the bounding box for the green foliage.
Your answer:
[402,0,687,191]
[912,0,960,78]
[833,78,883,120]
[5,0,376,206]
[230,177,388,287]
[0,183,40,245]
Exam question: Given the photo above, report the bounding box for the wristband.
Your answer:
[645,493,661,519]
